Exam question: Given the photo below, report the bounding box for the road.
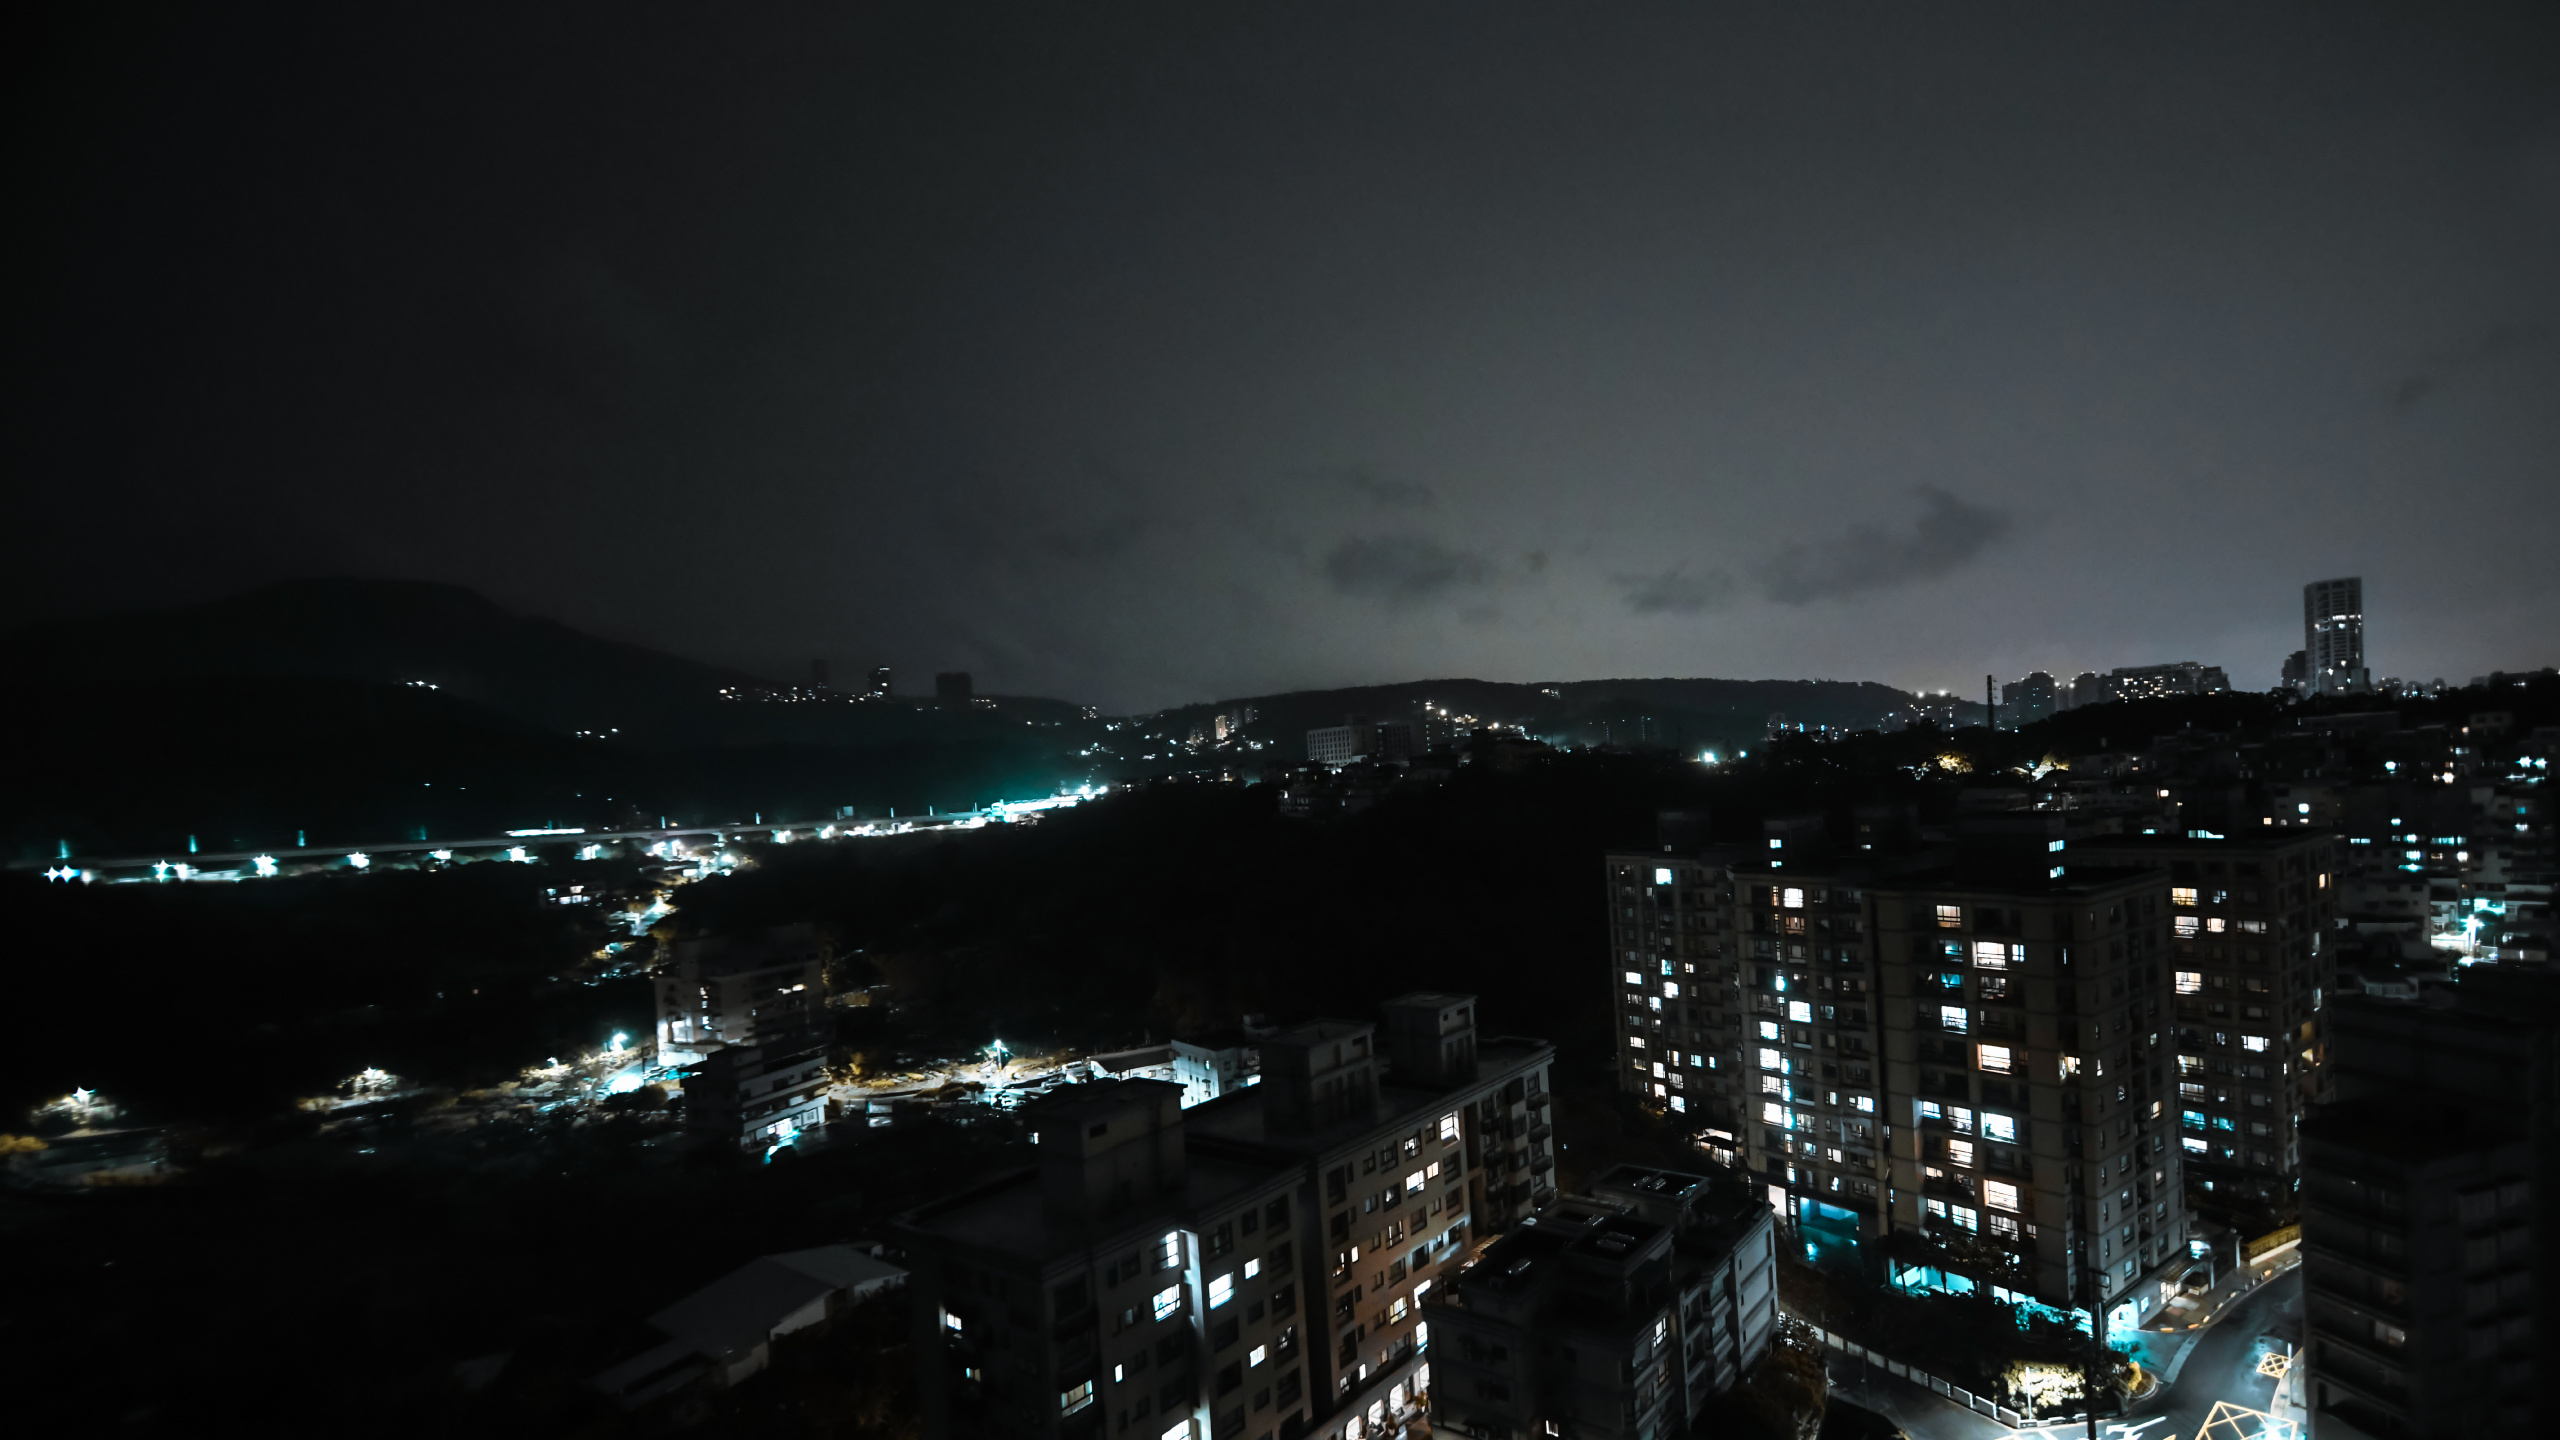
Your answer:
[2136,1269,2301,1440]
[1824,1268,2304,1440]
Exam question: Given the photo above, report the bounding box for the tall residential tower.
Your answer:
[2304,578,2369,696]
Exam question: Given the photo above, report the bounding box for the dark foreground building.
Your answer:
[2301,970,2560,1439]
[1423,1165,1776,1440]
[893,996,1555,1440]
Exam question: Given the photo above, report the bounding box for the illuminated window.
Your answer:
[1655,867,1673,884]
[1406,1170,1426,1194]
[1159,1232,1182,1271]
[1983,1180,2020,1212]
[1439,1113,1459,1142]
[1061,1380,1095,1416]
[2178,1053,2203,1075]
[1853,1095,1875,1114]
[2241,1035,2270,1053]
[2175,916,2200,938]
[1249,1345,1268,1368]
[2182,1110,2206,1130]
[1972,941,2007,969]
[2207,917,2226,933]
[1789,1001,1813,1023]
[1760,1047,1782,1071]
[1940,1005,1968,1033]
[2060,1055,2081,1077]
[1947,1139,1974,1168]
[2183,1136,2207,1155]
[1981,1113,2016,1142]
[1783,887,1805,908]
[1978,1045,2012,1074]
[1759,1020,1780,1041]
[1628,1036,1645,1049]
[2171,887,2197,907]
[1153,1285,1182,1320]
[1652,1062,1665,1078]
[1670,1095,1685,1112]
[1919,1100,1942,1121]
[1762,1102,1785,1126]
[1663,981,1679,999]
[1936,905,1962,929]
[1623,971,1641,986]
[2176,971,2202,994]
[1950,1106,1973,1133]
[1244,1258,1260,1279]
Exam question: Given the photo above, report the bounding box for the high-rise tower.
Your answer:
[2303,577,2369,695]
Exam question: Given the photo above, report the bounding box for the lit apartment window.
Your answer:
[2241,1035,2270,1053]
[1979,1045,2012,1074]
[2178,1053,2203,1076]
[1972,941,2008,969]
[1439,1113,1459,1142]
[2175,916,2200,938]
[1158,1232,1183,1271]
[1789,1001,1813,1023]
[1759,1047,1782,1071]
[1853,1095,1875,1114]
[1623,971,1641,986]
[1936,905,1962,928]
[2171,887,2197,907]
[2176,971,2202,994]
[1981,1113,2016,1142]
[1783,887,1805,908]
[1940,1005,1969,1033]
[1628,1036,1646,1049]
[1153,1285,1182,1320]
[1762,1102,1785,1126]
[1947,1139,1975,1168]
[1759,1020,1780,1041]
[1655,867,1673,884]
[1662,981,1680,1000]
[1983,1180,2020,1212]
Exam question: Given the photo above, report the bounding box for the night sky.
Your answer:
[18,5,2559,712]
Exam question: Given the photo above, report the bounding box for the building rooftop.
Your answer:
[897,1150,1287,1266]
[1181,1036,1554,1160]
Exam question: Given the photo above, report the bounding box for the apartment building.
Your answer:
[1872,853,2188,1334]
[657,923,829,1065]
[2071,833,2336,1208]
[1602,849,1743,1131]
[681,1021,832,1149]
[895,995,1556,1440]
[1425,1165,1776,1440]
[1612,814,2196,1335]
[2301,973,2560,1439]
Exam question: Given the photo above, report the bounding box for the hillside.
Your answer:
[1149,675,1925,759]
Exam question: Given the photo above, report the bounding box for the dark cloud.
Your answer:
[2394,325,2555,409]
[1615,565,1735,615]
[1758,488,2012,605]
[1321,534,1494,604]
[1338,470,1436,510]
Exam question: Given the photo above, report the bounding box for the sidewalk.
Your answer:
[2122,1248,2301,1388]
